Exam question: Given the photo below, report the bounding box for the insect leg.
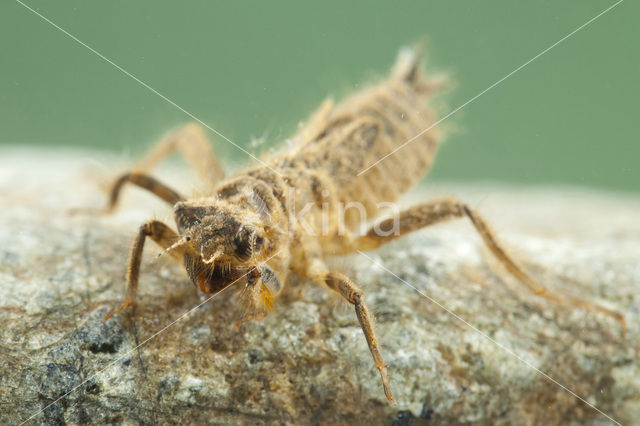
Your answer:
[103,220,182,321]
[134,123,225,184]
[87,123,225,214]
[354,198,626,334]
[308,261,395,404]
[236,265,281,325]
[100,172,185,213]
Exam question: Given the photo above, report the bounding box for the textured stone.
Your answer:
[1,148,639,425]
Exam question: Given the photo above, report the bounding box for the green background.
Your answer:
[2,1,638,191]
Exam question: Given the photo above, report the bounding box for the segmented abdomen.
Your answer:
[275,49,442,227]
[220,50,442,232]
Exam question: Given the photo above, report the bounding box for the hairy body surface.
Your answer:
[97,49,624,403]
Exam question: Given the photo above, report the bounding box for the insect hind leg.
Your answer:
[135,123,225,184]
[354,198,626,335]
[102,172,185,213]
[73,123,224,215]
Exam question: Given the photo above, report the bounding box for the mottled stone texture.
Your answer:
[1,149,639,425]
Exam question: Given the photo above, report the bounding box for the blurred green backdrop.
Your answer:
[1,1,638,191]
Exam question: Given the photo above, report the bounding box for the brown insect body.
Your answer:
[99,48,624,404]
[277,48,439,231]
[166,48,439,316]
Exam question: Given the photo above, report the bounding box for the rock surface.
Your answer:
[1,148,639,425]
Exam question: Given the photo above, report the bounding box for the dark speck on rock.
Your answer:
[76,308,124,354]
[248,349,263,364]
[393,410,416,426]
[157,375,180,394]
[420,404,434,420]
[84,379,100,395]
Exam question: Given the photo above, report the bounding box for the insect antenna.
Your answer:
[155,235,191,260]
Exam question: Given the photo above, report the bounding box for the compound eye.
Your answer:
[254,235,264,252]
[233,227,253,260]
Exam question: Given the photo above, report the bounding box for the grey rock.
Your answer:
[1,149,639,425]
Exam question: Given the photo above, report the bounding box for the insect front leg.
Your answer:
[237,265,282,326]
[353,197,626,334]
[306,261,395,404]
[104,220,182,321]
